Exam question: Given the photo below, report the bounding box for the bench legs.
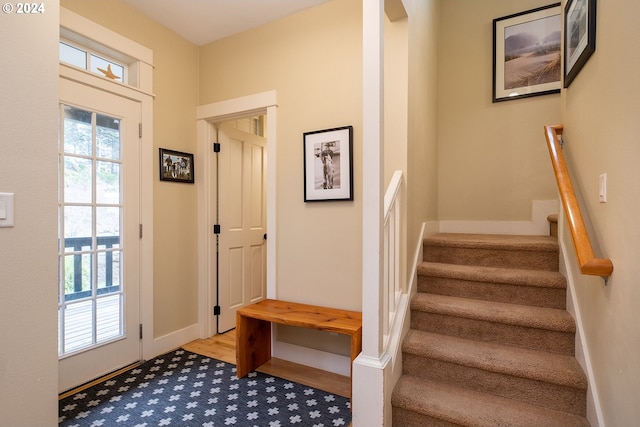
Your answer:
[236,312,272,378]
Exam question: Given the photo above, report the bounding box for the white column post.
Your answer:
[352,0,389,426]
[362,0,384,361]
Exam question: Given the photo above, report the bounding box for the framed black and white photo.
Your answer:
[159,148,194,183]
[564,0,596,88]
[493,4,562,102]
[303,126,353,202]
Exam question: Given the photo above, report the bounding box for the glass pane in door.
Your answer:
[58,105,124,357]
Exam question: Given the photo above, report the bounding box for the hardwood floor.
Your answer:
[183,330,351,399]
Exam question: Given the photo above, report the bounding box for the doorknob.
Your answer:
[263,233,267,240]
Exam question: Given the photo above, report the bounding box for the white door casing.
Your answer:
[60,6,155,369]
[196,91,277,339]
[58,78,141,393]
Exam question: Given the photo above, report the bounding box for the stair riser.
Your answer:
[417,275,566,309]
[402,353,586,416]
[424,246,559,271]
[411,311,575,355]
[393,234,588,425]
[392,407,463,427]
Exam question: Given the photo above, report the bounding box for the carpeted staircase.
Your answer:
[392,233,590,427]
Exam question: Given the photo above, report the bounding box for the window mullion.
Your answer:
[92,112,98,345]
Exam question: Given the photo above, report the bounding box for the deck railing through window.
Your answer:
[63,236,120,301]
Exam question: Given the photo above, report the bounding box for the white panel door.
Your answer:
[216,122,267,332]
[58,78,141,392]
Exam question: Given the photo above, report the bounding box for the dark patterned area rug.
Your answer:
[59,348,351,426]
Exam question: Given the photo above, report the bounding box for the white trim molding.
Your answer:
[272,341,351,377]
[60,7,155,361]
[60,7,154,94]
[196,92,278,339]
[152,324,200,358]
[439,200,559,236]
[557,213,605,427]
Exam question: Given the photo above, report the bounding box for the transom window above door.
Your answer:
[60,40,126,84]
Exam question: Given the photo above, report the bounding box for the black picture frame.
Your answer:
[563,0,596,88]
[493,4,562,102]
[159,148,194,183]
[303,126,353,202]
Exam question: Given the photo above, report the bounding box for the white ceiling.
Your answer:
[120,0,332,46]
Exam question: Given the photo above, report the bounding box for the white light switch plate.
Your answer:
[599,174,607,203]
[0,192,15,227]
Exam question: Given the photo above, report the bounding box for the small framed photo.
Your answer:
[159,148,194,183]
[493,4,562,102]
[564,0,596,88]
[303,126,353,202]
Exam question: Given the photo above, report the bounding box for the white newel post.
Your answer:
[353,0,390,426]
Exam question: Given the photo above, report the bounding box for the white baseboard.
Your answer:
[439,200,559,236]
[423,220,440,238]
[152,323,200,359]
[272,340,351,377]
[557,218,604,427]
[152,323,351,377]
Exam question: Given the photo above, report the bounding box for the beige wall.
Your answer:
[438,0,560,222]
[405,0,440,254]
[384,14,408,186]
[0,1,59,424]
[200,0,363,311]
[61,0,200,338]
[560,0,640,424]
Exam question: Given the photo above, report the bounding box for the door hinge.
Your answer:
[213,305,221,315]
[213,142,221,153]
[139,324,143,339]
[213,224,221,234]
[139,224,143,239]
[139,123,142,138]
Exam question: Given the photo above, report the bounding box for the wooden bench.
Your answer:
[236,299,362,397]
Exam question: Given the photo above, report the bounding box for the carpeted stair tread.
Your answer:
[423,233,560,271]
[392,375,590,427]
[417,261,567,309]
[424,233,559,252]
[417,262,566,289]
[411,293,575,333]
[394,232,588,424]
[402,329,587,390]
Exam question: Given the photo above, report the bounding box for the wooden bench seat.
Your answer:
[236,299,362,398]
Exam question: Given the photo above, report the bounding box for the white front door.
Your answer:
[215,122,267,332]
[58,78,141,392]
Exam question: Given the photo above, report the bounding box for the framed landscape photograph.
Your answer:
[303,126,353,202]
[493,4,562,102]
[564,0,596,88]
[159,148,194,183]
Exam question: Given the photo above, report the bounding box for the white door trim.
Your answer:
[59,8,155,362]
[196,91,277,338]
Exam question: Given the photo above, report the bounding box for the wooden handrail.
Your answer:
[544,124,613,277]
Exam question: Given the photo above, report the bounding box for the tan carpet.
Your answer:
[391,233,590,427]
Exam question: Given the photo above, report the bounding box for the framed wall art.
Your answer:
[303,126,353,202]
[564,0,596,88]
[493,4,562,102]
[159,148,194,183]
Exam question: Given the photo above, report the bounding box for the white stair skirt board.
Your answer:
[272,340,351,377]
[439,200,559,236]
[558,214,605,427]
